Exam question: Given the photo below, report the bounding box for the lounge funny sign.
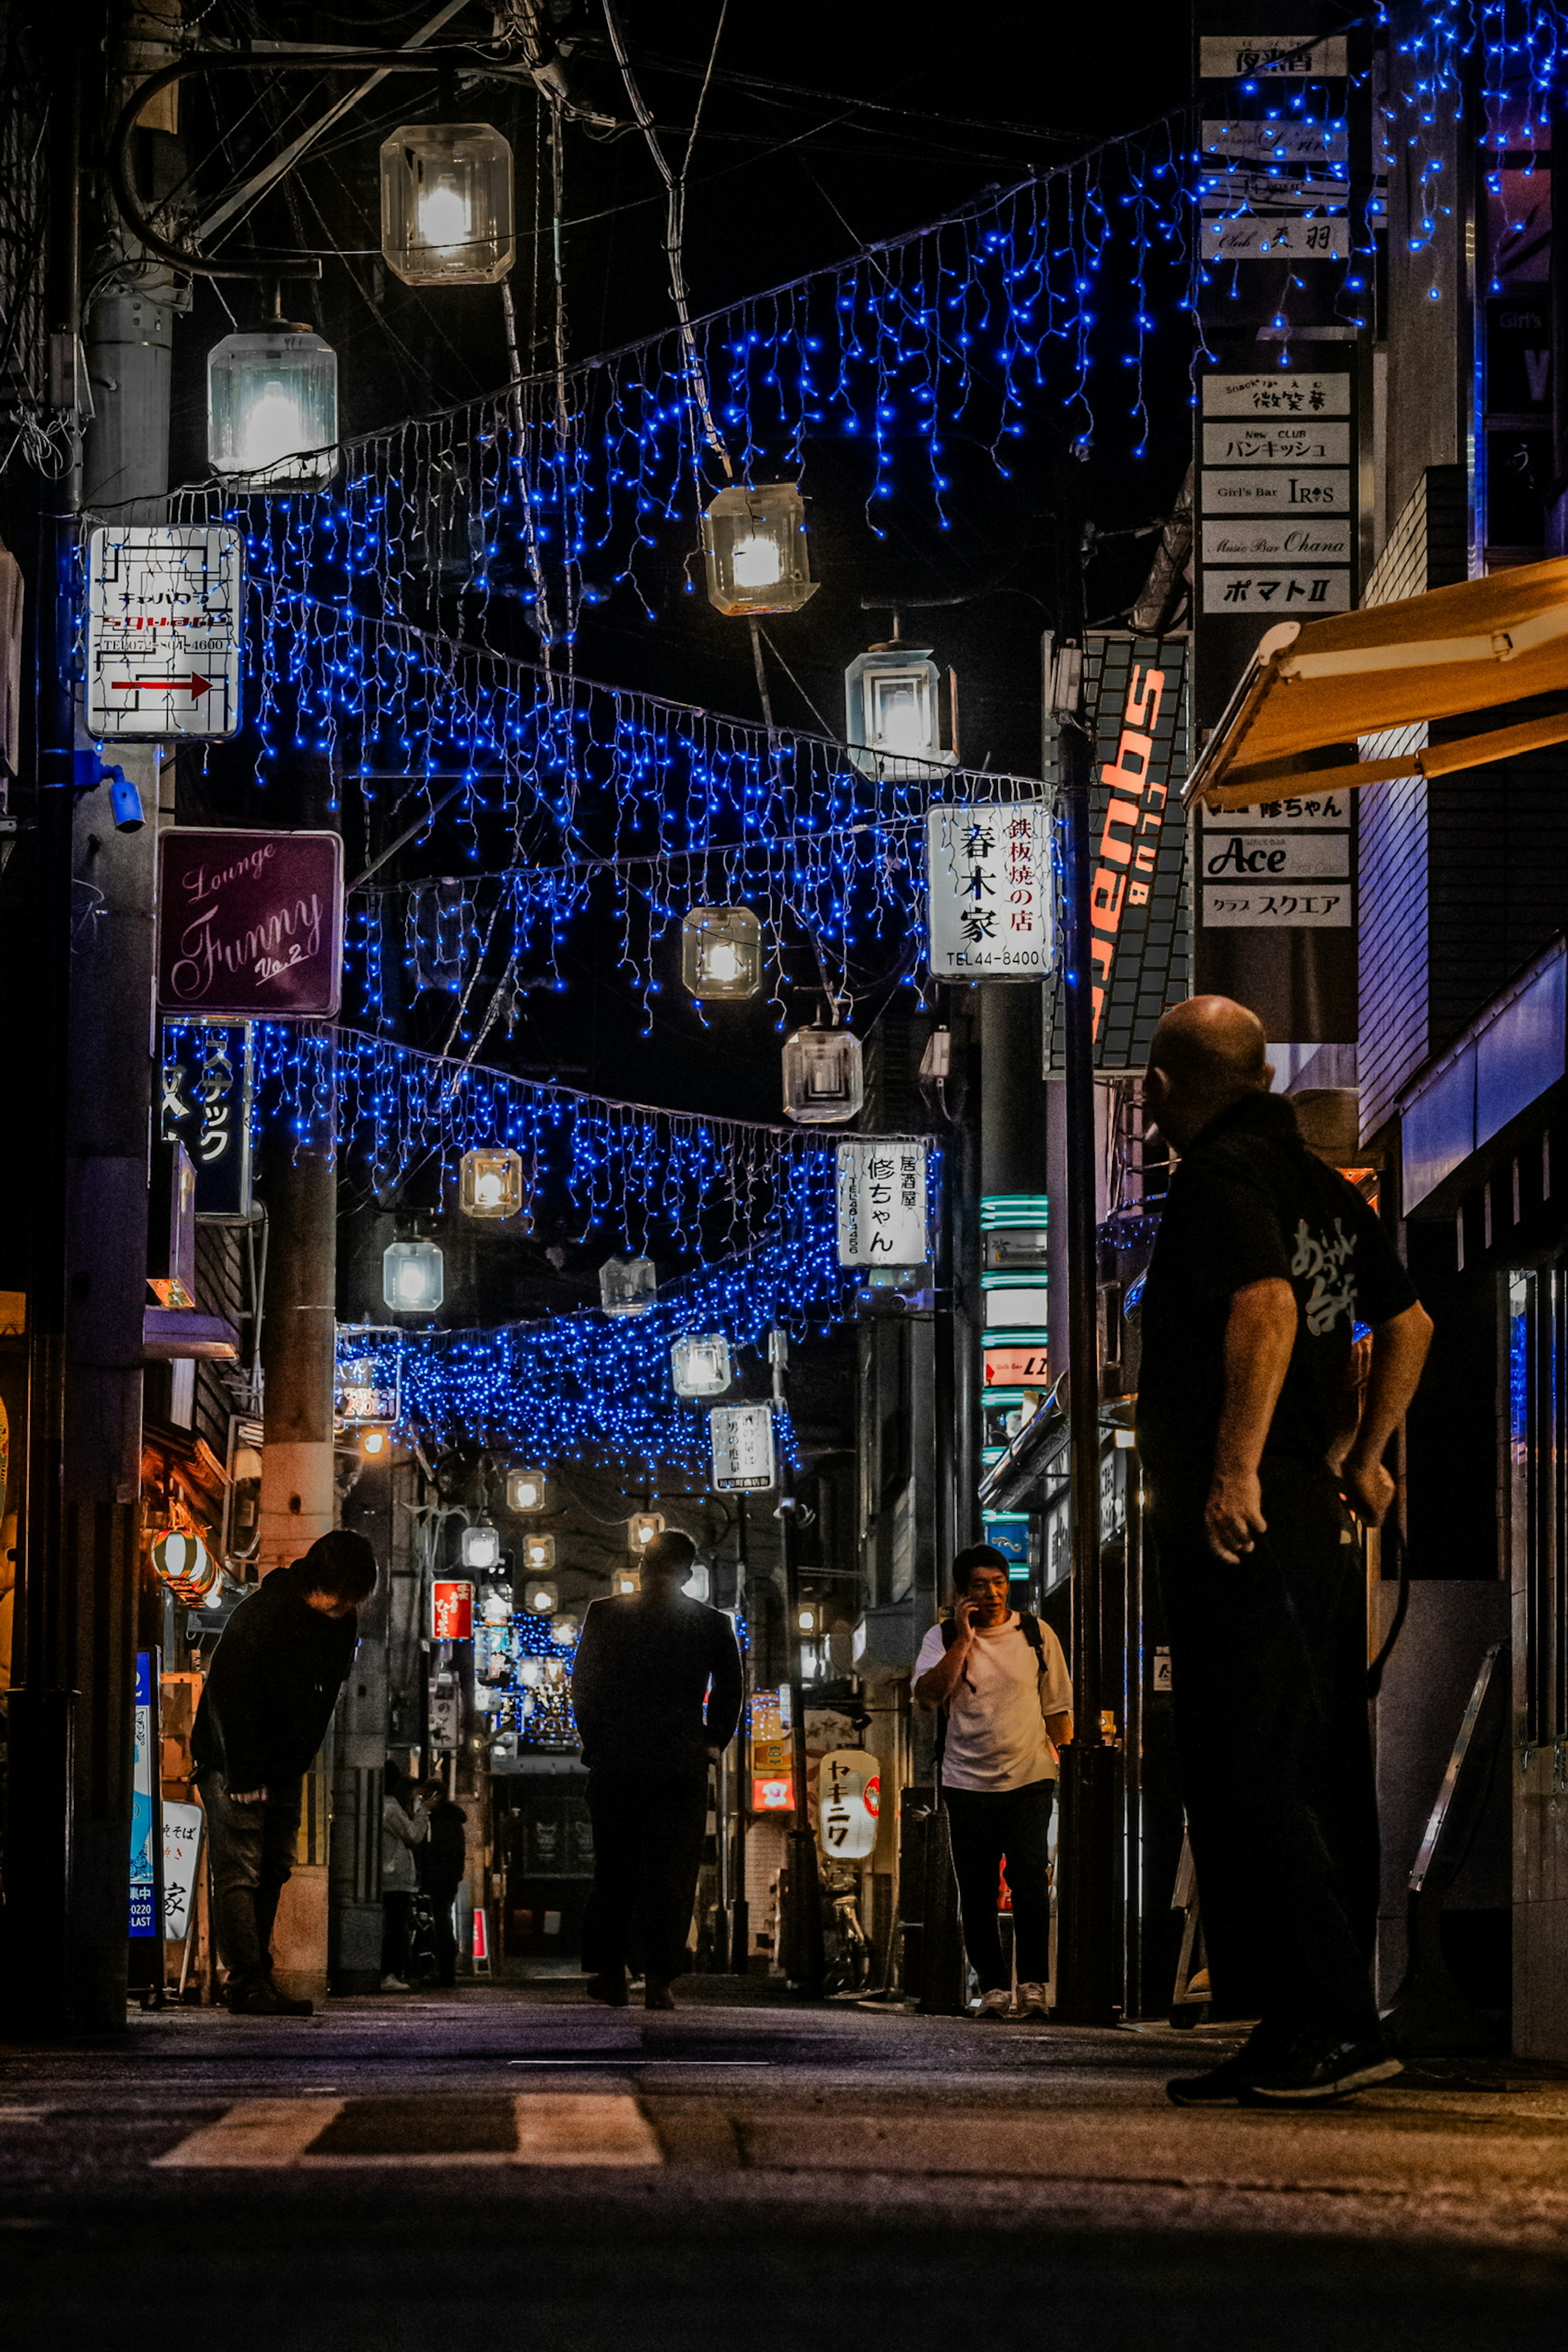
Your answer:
[156,829,344,1018]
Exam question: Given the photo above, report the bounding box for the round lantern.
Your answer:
[150,1528,220,1607]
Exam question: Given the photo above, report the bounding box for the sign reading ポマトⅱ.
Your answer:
[156,829,344,1018]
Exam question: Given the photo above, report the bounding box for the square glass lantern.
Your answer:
[461,1523,501,1570]
[701,483,818,617]
[521,1533,556,1574]
[459,1145,525,1220]
[680,906,762,1000]
[628,1510,665,1551]
[380,121,515,286]
[782,1026,864,1125]
[207,327,338,490]
[844,644,956,778]
[383,1239,444,1312]
[599,1254,656,1315]
[612,1565,641,1597]
[671,1333,732,1397]
[522,1579,557,1616]
[506,1468,548,1513]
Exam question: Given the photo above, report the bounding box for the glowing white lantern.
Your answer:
[523,1579,557,1615]
[681,907,762,1000]
[628,1510,665,1551]
[701,483,817,617]
[149,1528,220,1606]
[383,1240,444,1312]
[599,1255,656,1315]
[844,644,955,778]
[461,1523,501,1570]
[207,327,337,490]
[380,121,515,286]
[481,1587,512,1625]
[549,1615,578,1645]
[612,1566,641,1596]
[459,1146,525,1220]
[671,1334,732,1398]
[781,1026,864,1125]
[816,1747,880,1862]
[506,1468,548,1513]
[519,1658,544,1688]
[522,1533,556,1574]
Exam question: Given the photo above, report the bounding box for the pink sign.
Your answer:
[157,828,343,1017]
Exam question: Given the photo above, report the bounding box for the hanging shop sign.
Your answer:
[156,829,344,1018]
[159,1022,253,1217]
[709,1403,777,1493]
[1045,634,1190,1073]
[926,802,1054,978]
[162,1800,205,1943]
[129,1650,157,1939]
[431,1580,474,1642]
[836,1141,929,1266]
[751,1688,793,1812]
[85,525,243,740]
[816,1747,880,1861]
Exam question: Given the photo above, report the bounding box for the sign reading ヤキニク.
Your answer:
[86,526,243,740]
[156,829,344,1018]
[836,1141,929,1266]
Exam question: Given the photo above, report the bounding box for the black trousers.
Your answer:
[197,1771,303,1992]
[942,1780,1055,1992]
[381,1890,414,1980]
[1151,1467,1380,2047]
[425,1878,462,1987]
[582,1766,708,1984]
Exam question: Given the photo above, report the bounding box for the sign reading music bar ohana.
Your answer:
[156,829,344,1018]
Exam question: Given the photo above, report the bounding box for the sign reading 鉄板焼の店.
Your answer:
[156,829,344,1018]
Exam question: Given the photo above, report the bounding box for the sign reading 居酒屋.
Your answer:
[836,1141,929,1267]
[157,829,344,1018]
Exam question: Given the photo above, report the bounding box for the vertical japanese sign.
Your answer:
[129,1651,157,1939]
[816,1748,880,1860]
[709,1404,777,1492]
[431,1581,474,1642]
[160,1022,253,1217]
[86,526,243,740]
[1045,634,1190,1072]
[926,802,1054,977]
[836,1141,929,1265]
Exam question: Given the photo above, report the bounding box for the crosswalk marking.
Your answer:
[153,2092,663,2170]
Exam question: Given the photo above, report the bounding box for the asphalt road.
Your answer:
[2,1982,1566,2350]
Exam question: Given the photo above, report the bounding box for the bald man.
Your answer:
[1137,996,1432,2108]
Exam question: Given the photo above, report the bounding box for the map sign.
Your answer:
[86,526,242,740]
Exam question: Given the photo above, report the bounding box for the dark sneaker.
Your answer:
[263,1984,315,2018]
[1242,2036,1403,2106]
[644,1980,676,2012]
[1166,2050,1259,2107]
[586,1971,629,2008]
[228,1981,289,2018]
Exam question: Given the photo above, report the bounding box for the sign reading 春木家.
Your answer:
[156,829,344,1018]
[836,1141,929,1266]
[926,802,1054,977]
[86,526,243,740]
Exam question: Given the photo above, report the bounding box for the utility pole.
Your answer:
[1047,506,1120,2026]
[728,1494,751,1973]
[771,1328,823,1994]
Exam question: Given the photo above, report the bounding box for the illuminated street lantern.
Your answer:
[522,1579,557,1615]
[612,1566,641,1596]
[149,1528,220,1607]
[459,1146,525,1221]
[380,120,515,286]
[844,642,956,778]
[480,1586,512,1625]
[628,1510,665,1552]
[383,1240,444,1312]
[550,1614,579,1645]
[599,1254,656,1315]
[521,1533,556,1575]
[460,1522,501,1571]
[671,1333,732,1398]
[506,1468,548,1514]
[207,325,338,490]
[362,1430,390,1458]
[686,1564,711,1603]
[781,1025,864,1124]
[680,907,763,1000]
[701,483,817,617]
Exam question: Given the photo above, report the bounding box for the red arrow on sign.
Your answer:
[109,674,212,698]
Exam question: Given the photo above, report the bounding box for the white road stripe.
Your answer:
[512,2093,663,2167]
[154,2098,345,2168]
[152,2092,664,2169]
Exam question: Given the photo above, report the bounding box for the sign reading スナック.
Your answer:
[1045,634,1190,1074]
[160,1022,253,1216]
[816,1748,880,1861]
[156,829,344,1018]
[709,1403,777,1492]
[86,526,242,740]
[926,802,1054,978]
[836,1141,929,1266]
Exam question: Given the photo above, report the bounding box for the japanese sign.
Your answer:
[816,1748,880,1861]
[86,526,242,740]
[709,1403,777,1493]
[1045,634,1191,1073]
[431,1581,474,1643]
[751,1689,793,1812]
[160,1022,253,1217]
[1198,375,1354,619]
[156,829,344,1018]
[162,1801,205,1943]
[836,1141,929,1266]
[1199,791,1353,931]
[129,1651,157,1940]
[1198,34,1346,75]
[926,801,1054,978]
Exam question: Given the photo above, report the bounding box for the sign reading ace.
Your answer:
[157,829,344,1018]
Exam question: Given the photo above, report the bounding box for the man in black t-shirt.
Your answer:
[1136,996,1432,2109]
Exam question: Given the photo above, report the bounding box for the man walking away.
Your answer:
[1138,997,1432,2108]
[193,1528,377,2017]
[419,1780,469,1988]
[381,1771,431,1989]
[572,1529,743,2011]
[913,1544,1073,2017]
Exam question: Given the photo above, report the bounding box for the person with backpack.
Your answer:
[913,1542,1073,2017]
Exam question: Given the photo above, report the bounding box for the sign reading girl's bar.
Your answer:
[156,829,344,1018]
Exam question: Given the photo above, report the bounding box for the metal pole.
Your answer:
[728,1497,751,1972]
[1046,509,1120,2024]
[772,1329,823,1994]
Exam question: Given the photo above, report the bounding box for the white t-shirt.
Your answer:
[914,1612,1074,1793]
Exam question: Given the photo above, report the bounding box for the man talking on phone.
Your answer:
[1136,998,1431,2107]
